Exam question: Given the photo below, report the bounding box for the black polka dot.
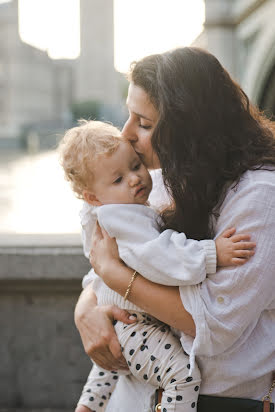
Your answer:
[105,382,111,386]
[186,376,193,382]
[121,346,124,352]
[143,374,148,380]
[142,331,147,336]
[176,395,183,401]
[154,366,159,373]
[143,338,147,344]
[99,371,105,376]
[140,345,146,351]
[97,383,102,386]
[123,326,127,329]
[113,375,118,380]
[166,367,172,373]
[184,350,188,356]
[111,370,118,374]
[150,355,156,361]
[131,331,136,337]
[102,395,107,400]
[112,320,117,325]
[167,397,172,403]
[187,364,191,369]
[99,402,104,407]
[129,349,135,355]
[157,375,161,382]
[86,389,91,392]
[170,378,176,383]
[163,409,167,412]
[165,344,171,349]
[194,386,199,391]
[170,356,174,360]
[136,364,141,370]
[128,361,131,366]
[191,402,196,408]
[89,396,94,401]
[131,313,137,318]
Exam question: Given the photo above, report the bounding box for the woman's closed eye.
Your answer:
[133,162,141,171]
[139,123,152,130]
[113,176,122,184]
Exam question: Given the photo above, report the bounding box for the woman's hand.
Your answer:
[89,222,125,287]
[74,283,136,370]
[75,405,91,412]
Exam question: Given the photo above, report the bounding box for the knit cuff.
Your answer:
[199,239,217,274]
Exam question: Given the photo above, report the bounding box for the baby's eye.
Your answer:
[113,176,122,184]
[133,163,141,170]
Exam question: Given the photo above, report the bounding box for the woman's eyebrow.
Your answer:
[132,110,152,121]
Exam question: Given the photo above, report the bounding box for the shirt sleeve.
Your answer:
[97,204,216,287]
[179,176,275,359]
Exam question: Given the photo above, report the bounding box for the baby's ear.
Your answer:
[83,190,102,206]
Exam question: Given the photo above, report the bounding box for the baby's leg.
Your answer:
[77,364,128,412]
[115,313,201,412]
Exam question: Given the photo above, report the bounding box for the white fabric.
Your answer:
[81,203,216,287]
[85,168,275,409]
[179,169,275,400]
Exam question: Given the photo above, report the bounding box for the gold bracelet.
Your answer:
[124,270,138,301]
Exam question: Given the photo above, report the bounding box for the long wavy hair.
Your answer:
[129,47,275,239]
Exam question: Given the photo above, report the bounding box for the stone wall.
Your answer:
[0,240,92,411]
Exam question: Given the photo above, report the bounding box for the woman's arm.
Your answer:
[90,222,196,336]
[74,282,136,370]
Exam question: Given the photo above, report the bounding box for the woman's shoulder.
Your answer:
[222,167,275,212]
[232,168,275,193]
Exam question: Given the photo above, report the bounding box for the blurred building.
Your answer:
[75,0,127,125]
[193,0,275,117]
[0,0,73,147]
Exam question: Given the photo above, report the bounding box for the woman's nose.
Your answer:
[122,119,138,143]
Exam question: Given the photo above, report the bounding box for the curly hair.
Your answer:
[58,120,123,198]
[129,47,275,239]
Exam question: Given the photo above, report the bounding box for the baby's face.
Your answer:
[89,140,152,205]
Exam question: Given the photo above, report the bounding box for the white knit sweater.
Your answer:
[80,202,216,312]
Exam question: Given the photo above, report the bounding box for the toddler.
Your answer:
[59,120,255,412]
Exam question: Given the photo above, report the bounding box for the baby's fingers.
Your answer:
[231,233,251,242]
[221,227,236,238]
[234,249,255,258]
[232,257,248,266]
[234,241,256,250]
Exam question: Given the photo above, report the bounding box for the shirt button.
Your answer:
[217,296,224,304]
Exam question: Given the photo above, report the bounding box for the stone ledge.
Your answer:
[0,246,90,280]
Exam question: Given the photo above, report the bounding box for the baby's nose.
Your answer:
[129,173,140,186]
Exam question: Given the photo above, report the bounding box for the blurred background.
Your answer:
[1,0,275,410]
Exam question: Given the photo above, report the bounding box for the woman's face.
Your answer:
[122,82,160,170]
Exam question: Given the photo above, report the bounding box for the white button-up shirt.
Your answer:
[180,168,275,400]
[106,168,275,411]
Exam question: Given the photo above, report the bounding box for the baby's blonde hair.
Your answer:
[59,120,123,198]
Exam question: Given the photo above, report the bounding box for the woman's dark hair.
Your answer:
[129,47,275,239]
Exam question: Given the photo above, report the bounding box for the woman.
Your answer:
[75,47,275,411]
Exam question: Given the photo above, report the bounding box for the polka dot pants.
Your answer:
[77,313,201,412]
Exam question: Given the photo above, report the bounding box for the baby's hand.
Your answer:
[75,405,94,412]
[216,227,256,267]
